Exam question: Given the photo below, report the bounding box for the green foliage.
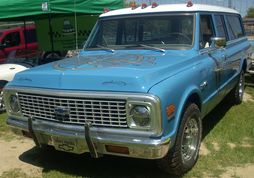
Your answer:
[246,7,254,18]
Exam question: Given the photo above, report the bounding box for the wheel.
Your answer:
[229,71,245,105]
[157,103,202,176]
[0,90,5,112]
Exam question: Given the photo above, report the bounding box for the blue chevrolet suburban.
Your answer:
[3,3,253,176]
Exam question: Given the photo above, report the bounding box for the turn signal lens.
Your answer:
[105,145,129,155]
[166,104,175,118]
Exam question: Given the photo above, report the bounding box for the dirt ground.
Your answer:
[0,139,42,177]
[0,137,253,178]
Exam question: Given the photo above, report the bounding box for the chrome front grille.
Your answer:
[18,92,128,128]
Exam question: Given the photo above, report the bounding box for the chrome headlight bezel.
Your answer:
[3,89,22,116]
[126,96,162,135]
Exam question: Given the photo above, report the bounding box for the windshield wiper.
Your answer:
[96,44,115,53]
[138,44,165,53]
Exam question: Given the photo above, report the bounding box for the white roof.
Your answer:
[100,4,239,18]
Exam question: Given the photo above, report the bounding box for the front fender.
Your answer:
[149,73,202,148]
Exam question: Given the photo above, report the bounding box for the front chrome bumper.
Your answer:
[7,117,170,159]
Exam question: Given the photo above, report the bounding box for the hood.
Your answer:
[10,50,197,93]
[0,64,28,82]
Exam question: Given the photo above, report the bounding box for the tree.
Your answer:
[246,7,254,18]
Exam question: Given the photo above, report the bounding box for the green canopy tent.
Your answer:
[0,0,124,58]
[0,0,123,20]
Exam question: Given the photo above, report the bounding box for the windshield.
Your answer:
[85,14,194,50]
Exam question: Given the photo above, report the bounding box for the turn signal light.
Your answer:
[166,104,175,118]
[105,145,129,155]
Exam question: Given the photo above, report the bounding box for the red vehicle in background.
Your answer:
[0,25,38,63]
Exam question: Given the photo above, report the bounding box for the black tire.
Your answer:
[229,71,245,105]
[157,103,202,176]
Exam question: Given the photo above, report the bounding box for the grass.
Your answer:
[0,76,254,178]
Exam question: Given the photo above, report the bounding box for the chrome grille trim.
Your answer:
[18,93,128,128]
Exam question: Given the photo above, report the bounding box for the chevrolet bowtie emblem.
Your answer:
[54,106,70,122]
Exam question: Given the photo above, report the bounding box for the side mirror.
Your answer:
[211,37,226,48]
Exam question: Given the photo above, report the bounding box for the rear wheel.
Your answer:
[0,90,5,112]
[229,71,245,105]
[157,103,202,176]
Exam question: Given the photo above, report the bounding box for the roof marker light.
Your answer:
[141,3,147,9]
[151,2,158,8]
[187,0,193,7]
[104,8,110,13]
[131,2,137,10]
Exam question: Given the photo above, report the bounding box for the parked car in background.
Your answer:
[0,48,62,112]
[0,54,39,112]
[0,25,38,63]
[3,3,252,176]
[0,63,29,111]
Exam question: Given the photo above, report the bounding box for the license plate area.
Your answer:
[51,136,87,154]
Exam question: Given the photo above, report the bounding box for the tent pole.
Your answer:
[48,13,54,56]
[23,19,28,59]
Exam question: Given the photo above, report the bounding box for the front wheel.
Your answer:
[157,103,202,176]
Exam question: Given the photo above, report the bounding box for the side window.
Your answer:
[214,15,227,39]
[225,15,244,40]
[24,29,37,43]
[2,32,20,47]
[200,15,215,49]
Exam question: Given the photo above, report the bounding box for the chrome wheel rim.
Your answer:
[238,73,245,99]
[181,117,199,163]
[0,90,4,111]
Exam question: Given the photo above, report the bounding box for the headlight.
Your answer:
[130,106,150,127]
[9,94,20,113]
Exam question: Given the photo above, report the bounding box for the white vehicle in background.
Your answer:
[0,63,30,112]
[0,50,67,112]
